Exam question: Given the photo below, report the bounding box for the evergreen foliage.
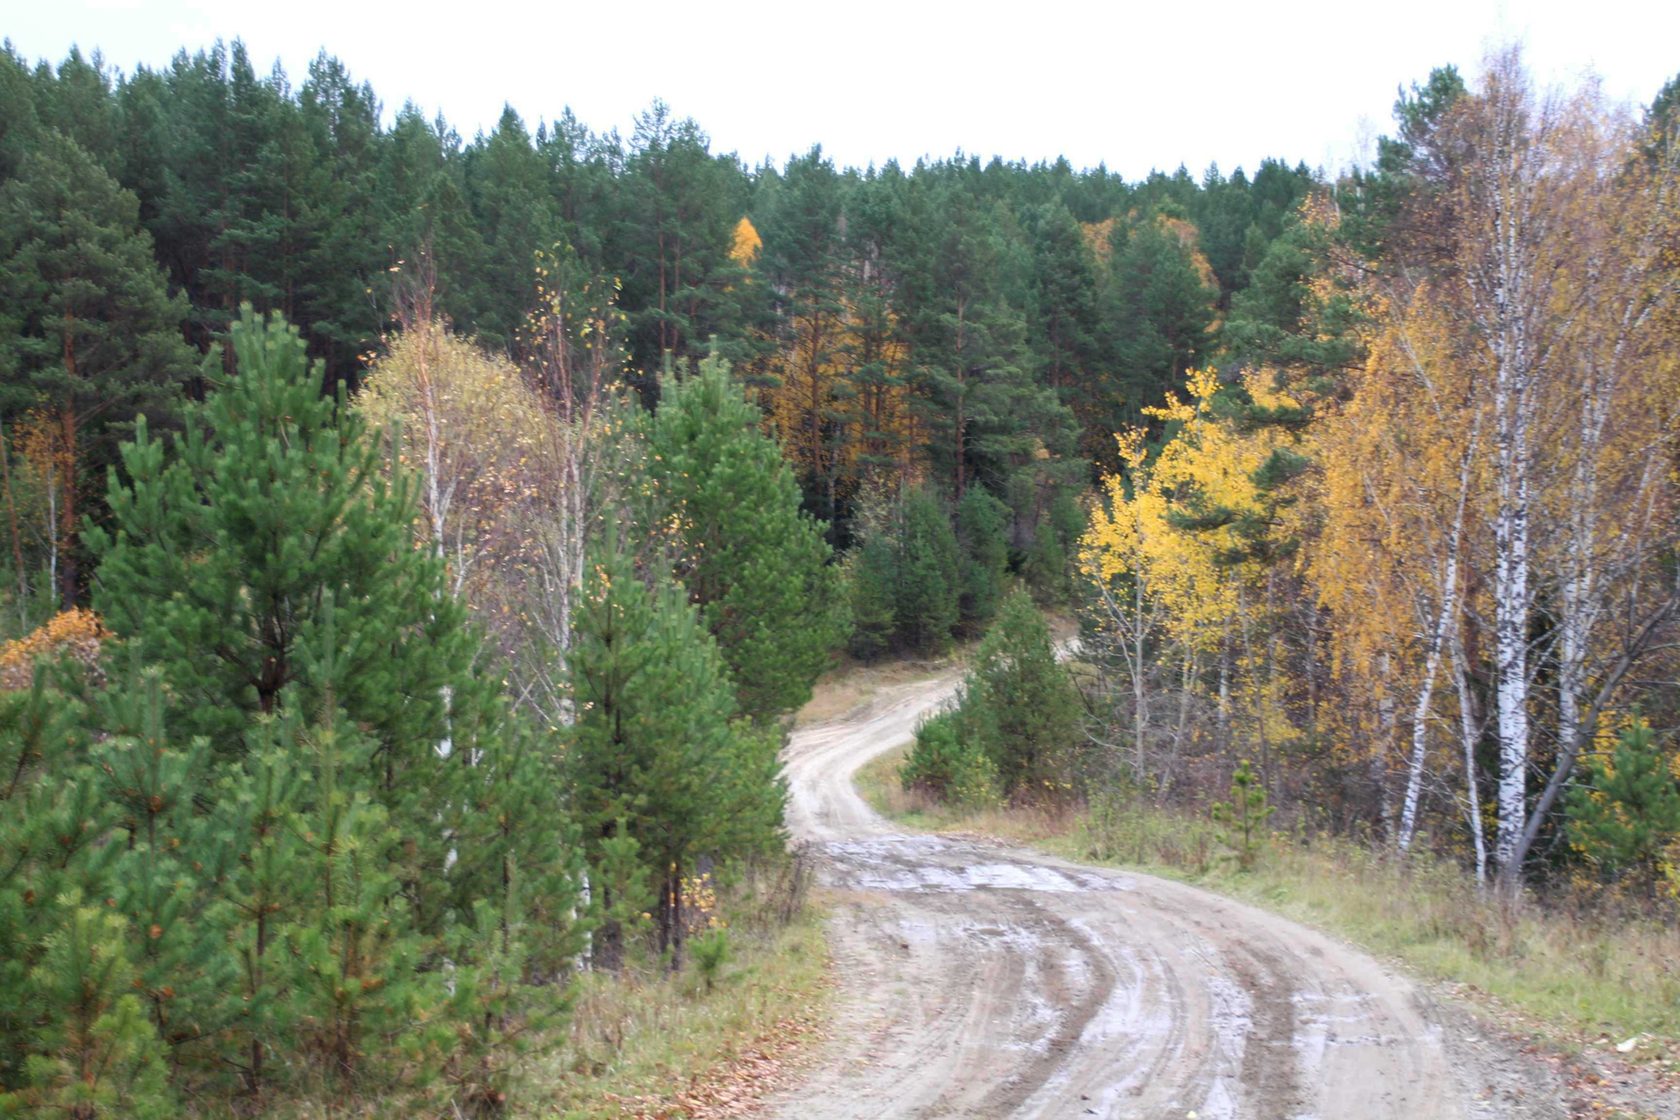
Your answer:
[893,488,961,654]
[567,529,783,970]
[963,591,1082,799]
[88,307,459,768]
[11,37,1678,1114]
[896,591,1080,807]
[1211,759,1275,872]
[0,308,588,1113]
[0,128,194,603]
[844,527,899,662]
[1567,722,1680,892]
[954,485,1010,636]
[644,352,845,722]
[1102,214,1218,441]
[901,709,998,807]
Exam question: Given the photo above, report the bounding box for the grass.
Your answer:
[526,901,830,1119]
[857,743,1680,1046]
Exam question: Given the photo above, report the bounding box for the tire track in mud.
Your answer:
[768,669,1564,1120]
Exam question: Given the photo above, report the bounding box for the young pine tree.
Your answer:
[88,307,479,933]
[965,591,1082,800]
[1567,721,1680,894]
[92,667,232,1062]
[0,676,123,1098]
[567,530,783,971]
[8,899,174,1120]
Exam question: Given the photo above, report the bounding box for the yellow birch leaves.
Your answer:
[1082,367,1299,651]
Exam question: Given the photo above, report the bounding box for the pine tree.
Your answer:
[845,529,899,661]
[464,106,560,352]
[617,104,757,384]
[0,44,40,180]
[954,484,1009,636]
[0,129,194,604]
[567,530,782,970]
[1211,759,1275,872]
[892,489,960,654]
[644,353,845,722]
[965,590,1081,799]
[1101,213,1218,442]
[92,668,231,1058]
[88,307,487,935]
[758,146,851,526]
[8,900,174,1119]
[1567,721,1680,891]
[0,676,116,1094]
[281,701,432,1086]
[376,105,490,331]
[1025,201,1107,464]
[295,54,386,385]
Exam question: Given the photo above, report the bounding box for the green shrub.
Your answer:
[1211,759,1275,872]
[901,710,998,808]
[690,928,732,994]
[1567,720,1680,896]
[966,591,1082,799]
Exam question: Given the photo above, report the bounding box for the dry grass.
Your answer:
[858,745,1680,1045]
[524,906,830,1119]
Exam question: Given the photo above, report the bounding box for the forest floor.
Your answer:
[762,656,1679,1120]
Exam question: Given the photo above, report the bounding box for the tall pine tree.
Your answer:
[0,129,194,604]
[644,353,845,722]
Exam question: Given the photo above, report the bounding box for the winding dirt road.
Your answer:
[767,669,1561,1120]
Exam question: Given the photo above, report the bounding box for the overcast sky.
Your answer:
[8,1,1678,178]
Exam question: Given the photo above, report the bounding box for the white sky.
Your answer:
[8,1,1679,178]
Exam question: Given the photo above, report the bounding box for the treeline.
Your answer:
[1081,54,1680,898]
[0,38,1318,620]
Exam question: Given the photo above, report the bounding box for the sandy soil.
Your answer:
[766,667,1564,1120]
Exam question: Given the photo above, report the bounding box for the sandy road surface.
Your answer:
[767,670,1561,1120]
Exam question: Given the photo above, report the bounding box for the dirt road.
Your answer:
[768,669,1561,1120]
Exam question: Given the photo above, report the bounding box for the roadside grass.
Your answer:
[856,744,1680,1045]
[528,897,830,1119]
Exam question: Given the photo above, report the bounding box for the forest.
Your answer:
[0,34,1677,1118]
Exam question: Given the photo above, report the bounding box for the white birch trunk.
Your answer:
[1396,551,1457,853]
[1450,625,1488,886]
[1398,424,1477,853]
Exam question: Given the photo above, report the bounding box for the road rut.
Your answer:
[766,669,1561,1120]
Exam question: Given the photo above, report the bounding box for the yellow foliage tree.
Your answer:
[0,606,106,689]
[1082,367,1306,781]
[729,216,762,269]
[357,322,551,640]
